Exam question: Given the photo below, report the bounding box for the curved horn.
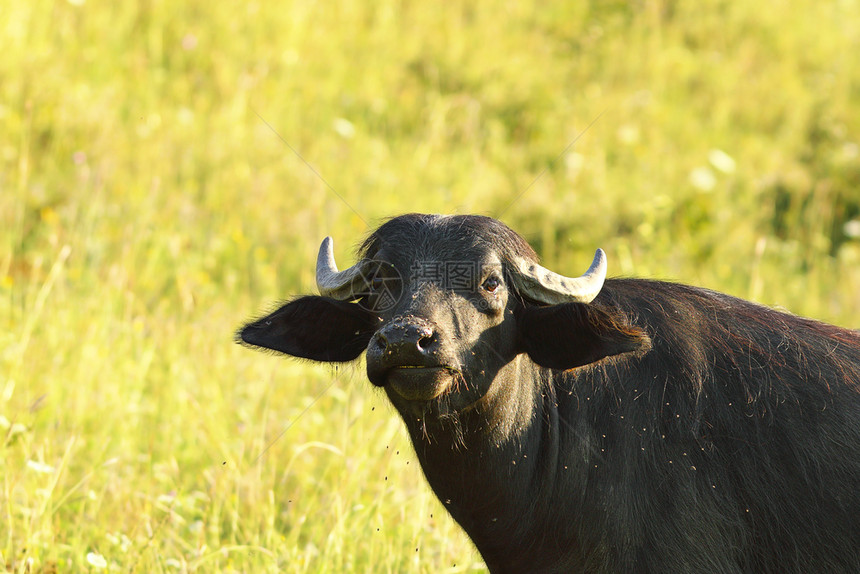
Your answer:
[315,237,367,299]
[511,248,607,305]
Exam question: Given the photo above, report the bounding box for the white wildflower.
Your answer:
[689,167,717,192]
[333,118,355,139]
[26,460,55,474]
[86,552,108,569]
[708,149,736,174]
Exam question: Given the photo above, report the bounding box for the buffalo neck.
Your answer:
[399,355,590,571]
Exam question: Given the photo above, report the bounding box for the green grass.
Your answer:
[2,0,859,571]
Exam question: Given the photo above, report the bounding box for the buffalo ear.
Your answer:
[237,296,379,362]
[517,303,650,371]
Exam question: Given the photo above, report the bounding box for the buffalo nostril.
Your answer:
[418,333,435,351]
[375,334,388,350]
[375,321,439,357]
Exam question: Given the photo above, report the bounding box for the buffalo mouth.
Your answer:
[376,365,458,402]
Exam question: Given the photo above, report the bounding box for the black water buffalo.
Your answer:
[238,213,860,573]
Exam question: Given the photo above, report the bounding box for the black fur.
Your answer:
[238,214,860,573]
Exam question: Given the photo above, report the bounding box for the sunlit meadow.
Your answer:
[2,0,859,571]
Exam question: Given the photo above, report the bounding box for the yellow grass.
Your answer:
[2,0,859,571]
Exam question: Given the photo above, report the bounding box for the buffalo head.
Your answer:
[238,214,647,422]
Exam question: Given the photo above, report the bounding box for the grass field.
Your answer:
[2,0,860,571]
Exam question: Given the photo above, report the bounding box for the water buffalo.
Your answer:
[237,213,860,573]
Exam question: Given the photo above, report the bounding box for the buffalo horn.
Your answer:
[315,237,367,300]
[512,249,607,305]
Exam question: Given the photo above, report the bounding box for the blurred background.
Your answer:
[2,0,859,571]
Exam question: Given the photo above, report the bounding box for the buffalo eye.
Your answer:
[371,276,384,290]
[482,275,501,293]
